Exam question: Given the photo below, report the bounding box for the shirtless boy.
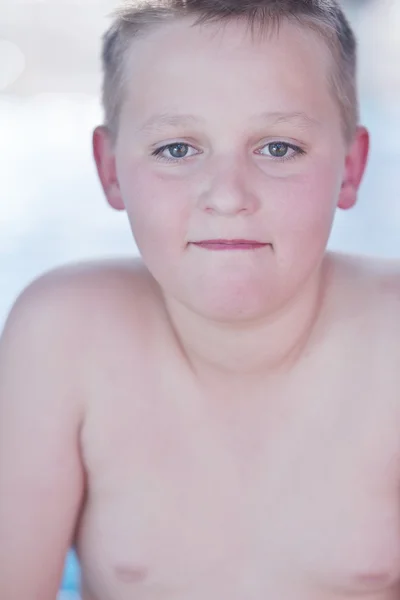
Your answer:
[1,0,400,598]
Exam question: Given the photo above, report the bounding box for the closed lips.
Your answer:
[191,239,269,249]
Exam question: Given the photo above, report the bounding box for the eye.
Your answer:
[258,142,305,161]
[151,143,198,162]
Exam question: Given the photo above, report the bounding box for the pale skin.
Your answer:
[1,14,400,600]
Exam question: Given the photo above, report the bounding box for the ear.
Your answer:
[92,126,125,211]
[337,126,370,210]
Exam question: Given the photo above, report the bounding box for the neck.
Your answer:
[162,256,331,386]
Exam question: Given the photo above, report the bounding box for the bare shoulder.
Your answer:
[327,251,400,302]
[20,255,157,305]
[4,256,159,334]
[324,251,400,351]
[1,256,163,400]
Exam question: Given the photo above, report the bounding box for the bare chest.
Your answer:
[76,362,400,600]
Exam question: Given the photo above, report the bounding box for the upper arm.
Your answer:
[0,272,86,600]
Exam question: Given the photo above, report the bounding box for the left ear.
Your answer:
[338,126,370,210]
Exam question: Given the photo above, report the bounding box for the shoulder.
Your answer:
[321,251,400,341]
[0,258,166,424]
[1,257,163,362]
[326,251,400,302]
[6,256,157,321]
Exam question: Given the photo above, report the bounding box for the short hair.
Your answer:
[100,0,358,147]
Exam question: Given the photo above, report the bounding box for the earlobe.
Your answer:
[92,126,125,212]
[337,182,357,210]
[337,126,370,211]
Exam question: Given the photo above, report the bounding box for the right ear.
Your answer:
[92,126,125,211]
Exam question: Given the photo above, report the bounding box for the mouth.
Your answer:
[191,239,270,251]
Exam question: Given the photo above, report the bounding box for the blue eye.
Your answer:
[151,140,306,164]
[258,142,305,161]
[269,142,289,157]
[152,143,196,162]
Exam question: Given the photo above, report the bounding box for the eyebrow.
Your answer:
[137,113,206,134]
[137,111,321,134]
[253,111,321,129]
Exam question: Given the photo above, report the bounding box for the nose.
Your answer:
[196,158,260,217]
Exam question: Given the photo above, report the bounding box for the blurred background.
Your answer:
[0,0,399,597]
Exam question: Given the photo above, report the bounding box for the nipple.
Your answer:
[114,563,149,584]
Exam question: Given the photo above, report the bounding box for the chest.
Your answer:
[78,373,400,598]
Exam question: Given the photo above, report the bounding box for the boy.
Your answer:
[1,0,400,598]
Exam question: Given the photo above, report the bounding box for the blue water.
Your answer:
[61,551,80,592]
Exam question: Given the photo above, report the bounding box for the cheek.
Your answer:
[120,169,191,254]
[271,167,340,245]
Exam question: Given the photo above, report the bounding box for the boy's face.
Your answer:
[95,17,368,321]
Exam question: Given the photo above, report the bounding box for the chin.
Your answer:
[184,282,280,323]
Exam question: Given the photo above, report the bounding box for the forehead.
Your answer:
[120,16,339,132]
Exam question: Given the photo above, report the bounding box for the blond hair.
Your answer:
[100,0,358,146]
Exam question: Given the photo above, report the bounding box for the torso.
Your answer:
[72,253,400,599]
